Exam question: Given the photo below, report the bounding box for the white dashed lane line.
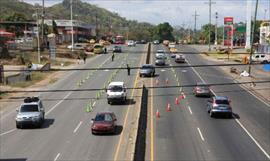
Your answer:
[188,106,193,115]
[197,127,205,141]
[73,121,83,133]
[54,153,61,161]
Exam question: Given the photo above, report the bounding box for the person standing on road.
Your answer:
[83,54,87,64]
[112,53,115,62]
[127,64,130,76]
[104,47,107,54]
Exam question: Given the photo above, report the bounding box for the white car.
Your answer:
[251,53,270,64]
[67,43,85,50]
[106,82,127,104]
[127,40,136,47]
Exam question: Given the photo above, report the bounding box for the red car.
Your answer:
[91,112,117,134]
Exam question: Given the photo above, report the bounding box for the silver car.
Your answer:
[139,64,155,77]
[15,97,45,128]
[207,96,233,118]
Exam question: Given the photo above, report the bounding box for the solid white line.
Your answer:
[0,129,16,136]
[54,153,60,161]
[73,121,82,133]
[188,59,270,159]
[188,106,193,115]
[197,127,205,141]
[235,119,270,159]
[45,92,72,116]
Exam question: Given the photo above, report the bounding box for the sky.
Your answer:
[24,0,270,28]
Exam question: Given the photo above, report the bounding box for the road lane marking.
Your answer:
[0,129,16,136]
[197,127,205,141]
[188,59,270,159]
[150,63,154,161]
[235,119,270,159]
[54,153,60,161]
[45,92,72,116]
[92,101,96,107]
[113,45,146,161]
[73,121,83,133]
[188,106,193,115]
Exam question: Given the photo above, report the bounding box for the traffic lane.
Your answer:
[0,46,139,160]
[58,45,146,160]
[0,53,113,134]
[150,45,212,160]
[171,58,268,160]
[180,45,270,154]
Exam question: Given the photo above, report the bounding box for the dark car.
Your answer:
[193,82,211,97]
[207,96,233,118]
[139,64,155,77]
[113,46,122,53]
[91,112,117,134]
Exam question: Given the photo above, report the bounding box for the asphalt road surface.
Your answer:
[146,44,270,161]
[0,44,147,160]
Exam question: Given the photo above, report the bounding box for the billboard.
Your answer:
[224,17,234,46]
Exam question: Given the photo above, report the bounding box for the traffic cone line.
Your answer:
[175,97,179,105]
[166,78,169,84]
[156,109,160,118]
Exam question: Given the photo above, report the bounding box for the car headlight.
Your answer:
[16,117,23,121]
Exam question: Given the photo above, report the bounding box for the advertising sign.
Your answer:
[224,17,234,46]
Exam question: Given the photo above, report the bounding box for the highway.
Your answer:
[146,44,270,161]
[0,44,146,160]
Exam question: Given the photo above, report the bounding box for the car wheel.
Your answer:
[16,123,20,129]
[139,74,142,77]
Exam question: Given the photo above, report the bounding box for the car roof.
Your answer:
[108,81,124,86]
[214,96,228,100]
[142,64,154,67]
[21,102,39,106]
[96,111,114,115]
[157,50,164,52]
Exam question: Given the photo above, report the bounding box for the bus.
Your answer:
[114,35,125,44]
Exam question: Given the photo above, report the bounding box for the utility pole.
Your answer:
[215,12,218,45]
[192,10,199,43]
[245,0,252,49]
[95,13,98,39]
[70,0,74,52]
[248,0,259,75]
[35,6,40,63]
[41,0,44,45]
[205,0,216,51]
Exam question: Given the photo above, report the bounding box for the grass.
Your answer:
[49,78,58,84]
[10,72,48,88]
[206,51,247,61]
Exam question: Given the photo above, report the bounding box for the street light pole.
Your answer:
[248,0,259,75]
[70,0,74,52]
[35,6,41,63]
[205,0,215,51]
[41,0,44,45]
[192,10,199,43]
[215,12,218,45]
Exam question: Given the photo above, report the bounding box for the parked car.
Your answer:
[153,40,160,45]
[168,42,176,48]
[139,64,155,77]
[207,96,233,118]
[193,82,211,97]
[85,45,94,52]
[175,54,186,63]
[91,112,117,134]
[113,46,122,53]
[251,53,270,64]
[170,54,176,58]
[106,82,127,104]
[127,40,136,47]
[15,97,45,128]
[67,43,85,50]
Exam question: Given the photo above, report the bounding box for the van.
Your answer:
[251,53,270,64]
[106,82,127,104]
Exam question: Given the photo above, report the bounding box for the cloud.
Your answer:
[24,0,270,28]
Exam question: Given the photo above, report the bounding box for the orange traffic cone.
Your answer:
[175,97,179,105]
[166,103,171,112]
[156,109,160,118]
[179,92,186,100]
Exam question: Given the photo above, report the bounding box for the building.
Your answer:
[44,19,95,44]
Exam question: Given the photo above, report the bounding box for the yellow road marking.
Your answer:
[113,45,147,161]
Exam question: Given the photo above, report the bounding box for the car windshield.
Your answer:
[215,99,229,105]
[20,105,39,112]
[95,114,113,121]
[109,86,123,92]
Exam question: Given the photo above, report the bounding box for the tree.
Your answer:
[200,24,215,43]
[3,12,27,37]
[153,22,174,41]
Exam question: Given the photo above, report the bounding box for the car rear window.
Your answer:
[109,86,123,92]
[20,105,39,112]
[215,99,229,105]
[95,114,113,121]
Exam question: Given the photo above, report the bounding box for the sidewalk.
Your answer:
[188,45,270,103]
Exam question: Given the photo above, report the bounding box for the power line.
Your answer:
[2,62,264,72]
[1,80,269,93]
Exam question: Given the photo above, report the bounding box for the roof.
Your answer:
[214,96,228,100]
[108,82,124,86]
